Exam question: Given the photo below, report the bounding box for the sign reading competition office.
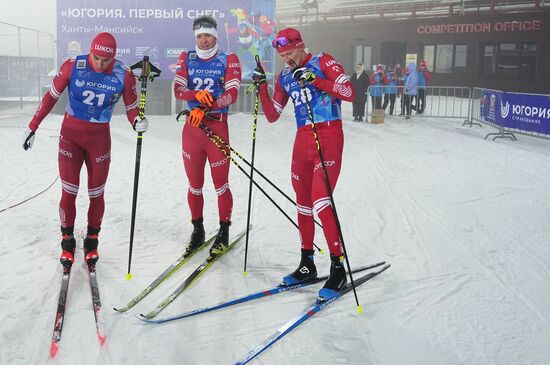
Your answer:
[57,0,276,80]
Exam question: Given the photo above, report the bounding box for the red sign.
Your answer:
[417,20,541,34]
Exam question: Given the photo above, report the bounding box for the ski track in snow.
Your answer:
[342,116,550,364]
[370,143,550,331]
[1,103,550,364]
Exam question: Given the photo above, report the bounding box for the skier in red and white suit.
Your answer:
[252,28,355,299]
[22,32,145,269]
[173,16,241,255]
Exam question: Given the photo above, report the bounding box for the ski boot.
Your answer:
[84,226,100,269]
[60,226,76,269]
[210,220,231,256]
[281,249,318,286]
[318,255,347,302]
[184,218,205,255]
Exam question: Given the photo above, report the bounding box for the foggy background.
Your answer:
[0,0,56,55]
[0,0,56,32]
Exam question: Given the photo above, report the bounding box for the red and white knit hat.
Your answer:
[90,32,117,58]
[272,28,304,53]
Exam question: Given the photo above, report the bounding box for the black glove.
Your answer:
[292,67,316,83]
[252,63,266,85]
[22,128,36,151]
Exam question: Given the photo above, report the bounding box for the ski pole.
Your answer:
[176,111,324,253]
[201,124,323,254]
[296,67,361,313]
[175,109,324,230]
[243,55,260,276]
[126,56,161,280]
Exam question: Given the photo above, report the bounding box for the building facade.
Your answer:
[279,7,550,93]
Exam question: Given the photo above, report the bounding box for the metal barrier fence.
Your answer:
[0,21,55,115]
[465,87,550,141]
[365,85,471,120]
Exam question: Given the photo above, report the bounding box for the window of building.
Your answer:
[353,44,372,70]
[481,43,537,76]
[422,44,467,73]
[454,45,467,73]
[436,44,453,73]
[423,45,435,71]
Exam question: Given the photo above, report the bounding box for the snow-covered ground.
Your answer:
[1,102,550,365]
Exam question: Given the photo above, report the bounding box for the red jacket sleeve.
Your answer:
[122,68,139,124]
[28,59,73,131]
[212,53,241,111]
[370,74,376,85]
[258,73,290,123]
[309,53,355,102]
[424,70,431,84]
[173,52,197,101]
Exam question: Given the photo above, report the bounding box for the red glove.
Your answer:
[188,106,207,127]
[195,90,214,108]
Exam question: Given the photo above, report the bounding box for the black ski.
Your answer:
[140,227,250,319]
[114,233,216,312]
[88,265,106,345]
[49,267,71,358]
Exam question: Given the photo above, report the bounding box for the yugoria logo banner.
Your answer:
[500,93,550,135]
[480,89,550,136]
[57,0,276,80]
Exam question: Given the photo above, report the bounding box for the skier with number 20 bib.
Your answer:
[252,28,356,299]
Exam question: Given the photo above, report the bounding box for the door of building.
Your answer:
[381,41,407,67]
[353,44,372,70]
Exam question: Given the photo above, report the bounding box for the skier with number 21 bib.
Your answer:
[22,32,146,270]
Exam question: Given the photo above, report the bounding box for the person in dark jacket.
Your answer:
[416,60,431,114]
[350,63,369,121]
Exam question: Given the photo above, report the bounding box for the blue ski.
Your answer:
[139,261,386,324]
[235,263,391,365]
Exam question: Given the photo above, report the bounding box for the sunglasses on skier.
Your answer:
[272,37,292,49]
[193,18,217,30]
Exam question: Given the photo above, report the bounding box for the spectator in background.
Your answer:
[369,65,384,109]
[350,63,369,122]
[395,63,406,115]
[417,60,431,114]
[404,63,418,119]
[382,65,398,115]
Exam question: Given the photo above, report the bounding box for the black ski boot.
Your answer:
[210,220,231,256]
[84,226,100,269]
[281,249,318,286]
[318,255,347,301]
[185,218,205,255]
[60,226,76,269]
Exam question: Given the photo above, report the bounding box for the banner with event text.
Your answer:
[57,0,276,80]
